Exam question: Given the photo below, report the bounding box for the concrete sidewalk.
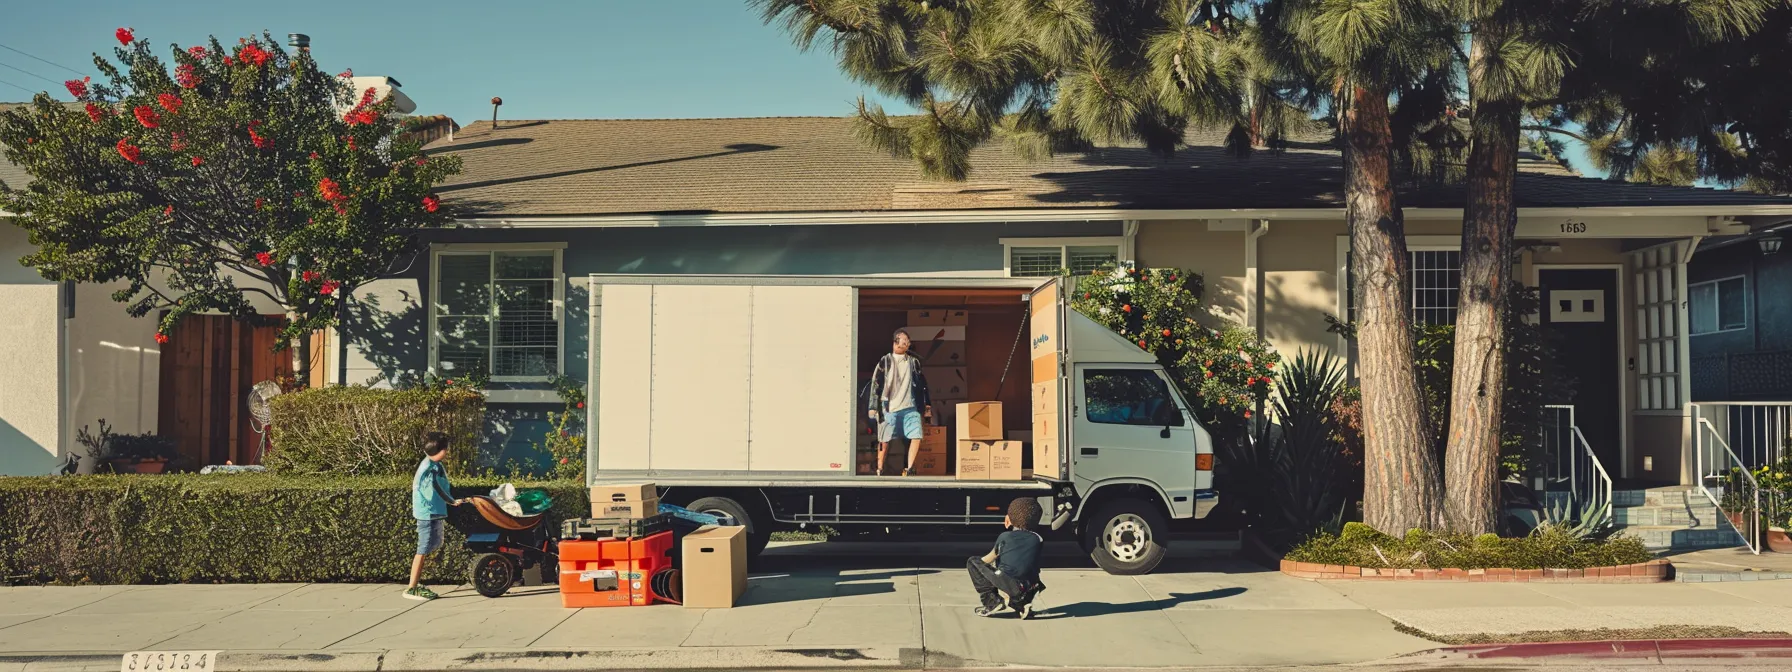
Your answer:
[3,542,1791,670]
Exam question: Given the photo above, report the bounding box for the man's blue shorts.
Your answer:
[416,518,445,555]
[879,406,924,442]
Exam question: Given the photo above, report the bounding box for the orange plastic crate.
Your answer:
[557,531,674,608]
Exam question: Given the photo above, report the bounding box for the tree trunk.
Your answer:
[288,310,312,390]
[1342,85,1446,534]
[1444,29,1523,533]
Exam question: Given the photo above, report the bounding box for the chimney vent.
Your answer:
[490,97,503,129]
[288,33,310,49]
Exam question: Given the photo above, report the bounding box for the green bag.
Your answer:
[515,489,553,516]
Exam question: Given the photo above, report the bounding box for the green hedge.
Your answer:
[266,386,484,475]
[0,474,585,585]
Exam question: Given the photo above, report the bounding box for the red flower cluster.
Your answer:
[319,280,340,296]
[132,105,160,129]
[64,77,89,98]
[164,205,173,216]
[248,120,270,149]
[300,270,320,282]
[317,177,348,213]
[84,103,104,123]
[308,152,319,159]
[175,64,200,89]
[190,156,203,166]
[223,56,235,67]
[254,197,265,209]
[238,44,271,67]
[157,93,182,114]
[170,132,186,152]
[115,27,134,45]
[342,88,379,126]
[338,68,353,78]
[188,45,207,58]
[154,332,168,344]
[422,195,440,213]
[115,138,143,164]
[255,252,275,266]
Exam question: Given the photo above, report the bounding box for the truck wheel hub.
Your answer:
[1102,514,1151,561]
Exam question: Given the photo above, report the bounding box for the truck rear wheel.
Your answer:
[1083,499,1168,575]
[687,496,769,557]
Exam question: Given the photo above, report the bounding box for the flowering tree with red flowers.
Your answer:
[0,29,460,388]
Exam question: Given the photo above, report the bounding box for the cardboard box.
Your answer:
[593,497,659,519]
[920,425,948,453]
[924,367,968,400]
[957,401,1004,441]
[906,325,966,343]
[1033,434,1061,480]
[682,525,748,608]
[919,340,967,367]
[591,483,656,504]
[907,309,949,326]
[1031,380,1058,416]
[912,449,949,476]
[941,309,969,326]
[988,441,1023,480]
[956,440,990,480]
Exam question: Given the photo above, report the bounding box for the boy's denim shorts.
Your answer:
[416,518,445,555]
[878,406,924,442]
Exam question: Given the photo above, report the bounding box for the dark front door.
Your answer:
[1537,269,1622,473]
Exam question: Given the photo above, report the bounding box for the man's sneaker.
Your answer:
[973,604,1007,617]
[403,586,438,601]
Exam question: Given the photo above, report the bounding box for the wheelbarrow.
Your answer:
[461,496,558,597]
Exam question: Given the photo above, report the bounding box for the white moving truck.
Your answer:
[588,275,1215,575]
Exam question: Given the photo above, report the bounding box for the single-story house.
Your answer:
[7,114,1792,486]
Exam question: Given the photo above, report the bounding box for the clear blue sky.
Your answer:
[0,1,910,122]
[1,1,1622,178]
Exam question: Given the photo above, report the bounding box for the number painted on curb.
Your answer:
[121,650,218,672]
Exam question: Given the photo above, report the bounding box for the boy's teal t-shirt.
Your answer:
[412,457,452,520]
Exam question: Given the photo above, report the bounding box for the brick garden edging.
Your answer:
[1279,558,1670,583]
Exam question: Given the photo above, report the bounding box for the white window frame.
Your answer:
[427,242,568,383]
[1333,235,1462,332]
[1630,242,1690,413]
[1688,275,1748,336]
[1000,236,1134,278]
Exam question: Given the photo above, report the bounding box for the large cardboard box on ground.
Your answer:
[682,525,748,608]
[926,367,968,400]
[593,497,659,519]
[957,401,1004,441]
[956,440,990,480]
[591,483,656,504]
[988,440,1023,480]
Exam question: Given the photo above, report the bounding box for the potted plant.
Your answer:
[107,433,179,473]
[1762,462,1792,553]
[74,420,115,474]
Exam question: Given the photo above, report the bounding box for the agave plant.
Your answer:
[1540,497,1614,541]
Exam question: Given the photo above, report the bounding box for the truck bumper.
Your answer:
[1193,490,1219,519]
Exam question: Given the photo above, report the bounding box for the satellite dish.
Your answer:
[248,380,283,463]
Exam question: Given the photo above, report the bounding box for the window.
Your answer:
[1344,247,1464,326]
[1689,276,1747,335]
[1633,243,1686,410]
[432,247,564,380]
[1001,237,1129,277]
[1083,369,1183,426]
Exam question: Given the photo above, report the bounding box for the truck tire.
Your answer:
[1083,499,1168,575]
[687,496,769,557]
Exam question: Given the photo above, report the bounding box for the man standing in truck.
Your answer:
[868,329,933,476]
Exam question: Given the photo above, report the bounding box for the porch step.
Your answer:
[1609,488,1746,553]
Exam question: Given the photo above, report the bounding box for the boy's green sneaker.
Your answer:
[403,585,439,601]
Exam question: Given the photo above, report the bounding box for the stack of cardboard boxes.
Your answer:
[563,483,750,609]
[910,308,969,404]
[591,483,658,519]
[955,401,1022,480]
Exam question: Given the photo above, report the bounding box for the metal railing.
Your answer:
[1540,405,1614,530]
[1691,403,1763,554]
[1691,402,1792,470]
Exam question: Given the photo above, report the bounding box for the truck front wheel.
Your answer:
[1083,499,1168,575]
[686,496,769,557]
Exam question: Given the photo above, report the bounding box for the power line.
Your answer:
[0,43,89,78]
[0,61,60,86]
[0,77,42,97]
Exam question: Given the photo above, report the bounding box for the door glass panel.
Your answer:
[1083,369,1182,426]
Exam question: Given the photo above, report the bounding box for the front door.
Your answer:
[1071,364,1198,518]
[1537,268,1622,475]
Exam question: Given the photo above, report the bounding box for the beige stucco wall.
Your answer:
[1135,220,1247,325]
[66,281,161,440]
[0,221,64,474]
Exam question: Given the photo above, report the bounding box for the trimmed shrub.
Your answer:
[1285,523,1655,570]
[0,474,584,585]
[266,386,484,475]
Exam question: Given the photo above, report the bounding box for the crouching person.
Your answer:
[968,498,1046,618]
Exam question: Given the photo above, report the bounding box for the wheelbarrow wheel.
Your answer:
[540,551,560,586]
[470,553,515,598]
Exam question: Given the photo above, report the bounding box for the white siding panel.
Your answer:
[747,286,854,472]
[596,284,654,470]
[650,285,752,470]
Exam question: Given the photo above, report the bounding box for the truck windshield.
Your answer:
[1083,369,1183,427]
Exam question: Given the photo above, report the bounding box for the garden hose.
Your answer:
[650,567,682,605]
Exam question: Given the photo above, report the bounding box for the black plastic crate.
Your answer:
[560,514,673,541]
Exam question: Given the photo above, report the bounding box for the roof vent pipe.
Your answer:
[288,33,309,50]
[491,97,502,130]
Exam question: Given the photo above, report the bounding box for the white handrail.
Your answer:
[1540,404,1613,530]
[1694,411,1762,555]
[1571,425,1614,528]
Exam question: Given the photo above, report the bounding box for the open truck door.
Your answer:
[1027,277,1069,483]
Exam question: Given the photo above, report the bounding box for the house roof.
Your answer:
[420,116,1792,218]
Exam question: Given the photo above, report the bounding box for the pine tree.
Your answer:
[0,29,461,388]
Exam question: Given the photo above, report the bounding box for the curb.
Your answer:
[1280,557,1671,582]
[0,647,915,672]
[1396,638,1792,663]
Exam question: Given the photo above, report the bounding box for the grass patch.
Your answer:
[1285,522,1656,570]
[1395,623,1790,645]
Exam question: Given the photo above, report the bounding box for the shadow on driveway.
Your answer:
[1028,586,1248,619]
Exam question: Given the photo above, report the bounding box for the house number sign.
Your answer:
[1559,220,1590,234]
[121,651,218,672]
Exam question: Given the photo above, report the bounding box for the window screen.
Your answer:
[1009,247,1065,277]
[435,251,559,378]
[1690,277,1746,335]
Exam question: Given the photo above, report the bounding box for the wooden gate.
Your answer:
[157,316,328,466]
